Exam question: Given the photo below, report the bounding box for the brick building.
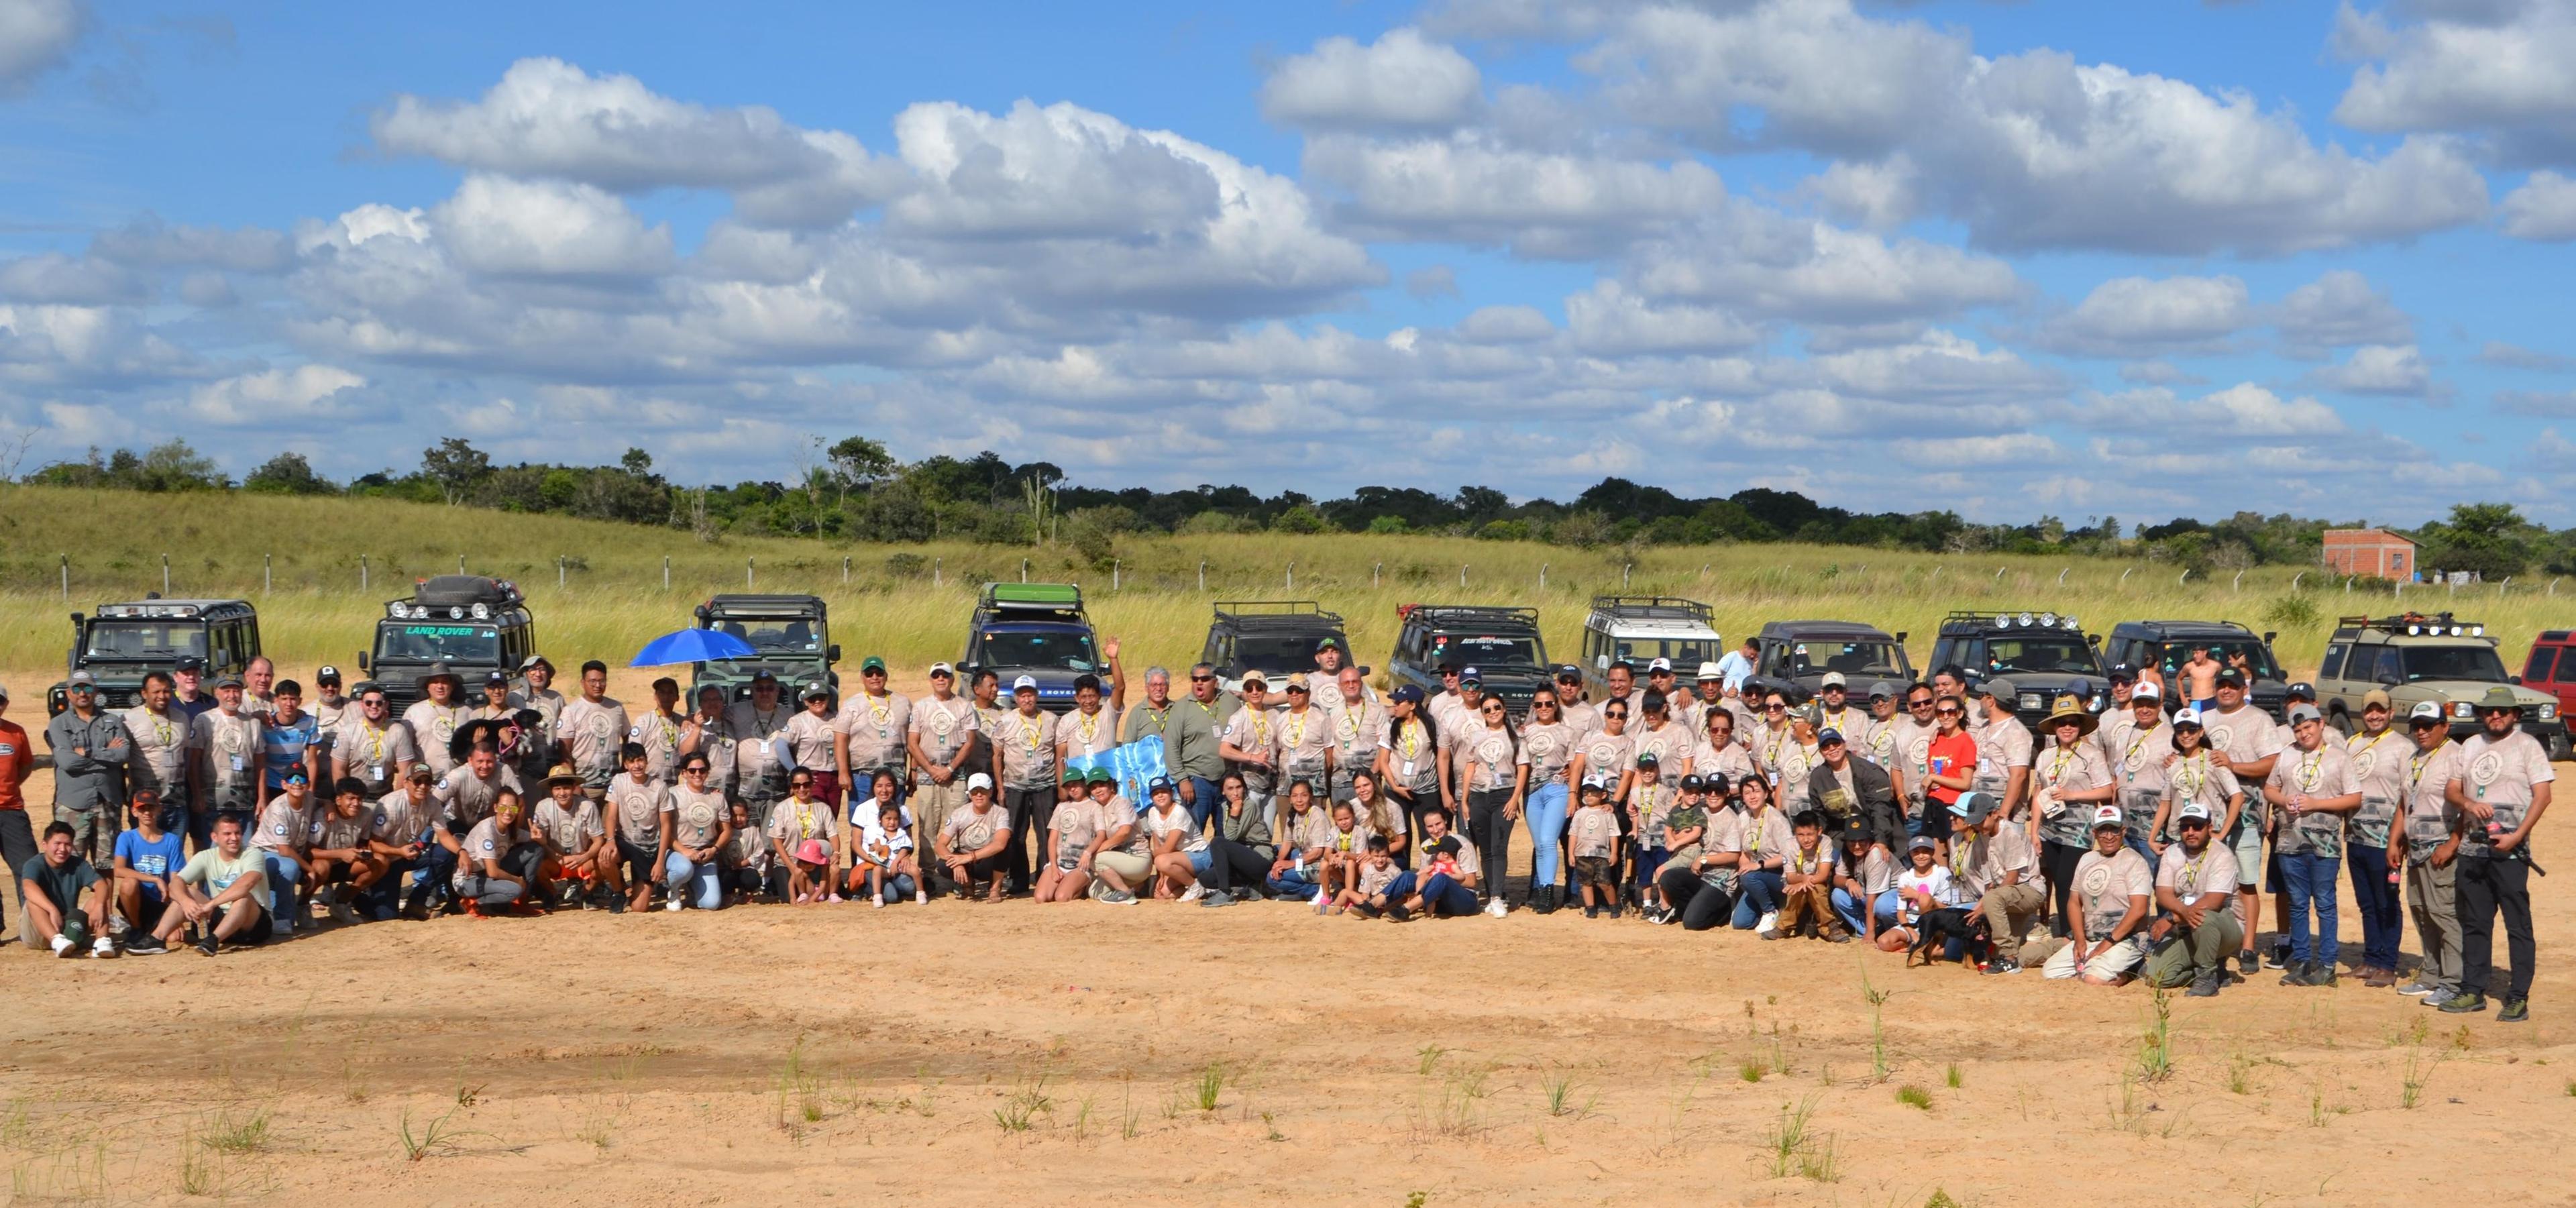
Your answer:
[2322,528,2418,580]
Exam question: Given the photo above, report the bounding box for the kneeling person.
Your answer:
[20,821,118,958]
[2143,802,2241,996]
[533,764,618,910]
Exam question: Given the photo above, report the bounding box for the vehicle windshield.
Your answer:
[2156,640,2282,681]
[977,630,1097,672]
[1429,632,1545,668]
[374,623,500,664]
[1982,637,2098,677]
[1233,634,1337,674]
[1613,638,1720,667]
[706,616,824,656]
[1786,640,1907,678]
[81,621,207,662]
[2402,646,2509,683]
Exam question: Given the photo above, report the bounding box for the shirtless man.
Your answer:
[2179,645,2221,714]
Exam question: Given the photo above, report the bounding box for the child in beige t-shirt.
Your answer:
[1568,779,1622,918]
[1337,836,1401,917]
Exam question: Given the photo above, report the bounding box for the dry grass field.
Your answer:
[3,488,2574,1205]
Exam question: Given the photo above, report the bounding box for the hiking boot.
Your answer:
[2437,992,2489,1014]
[1354,902,1382,919]
[2266,939,2290,969]
[2301,963,2338,987]
[195,930,219,958]
[2277,960,2312,987]
[2238,949,2259,976]
[1386,904,1413,922]
[2186,971,2224,997]
[2499,997,2530,1024]
[1583,905,1600,919]
[1984,957,2021,975]
[2362,967,2398,988]
[1199,891,1235,908]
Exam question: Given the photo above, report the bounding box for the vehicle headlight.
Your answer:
[447,606,464,620]
[2540,703,2559,721]
[470,603,490,620]
[2063,615,2080,630]
[2020,693,2044,711]
[2039,612,2058,627]
[2017,612,2035,626]
[386,602,405,618]
[2451,702,2474,719]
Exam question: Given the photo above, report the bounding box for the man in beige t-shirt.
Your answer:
[555,661,629,796]
[2442,690,2555,1019]
[835,655,912,802]
[909,663,979,859]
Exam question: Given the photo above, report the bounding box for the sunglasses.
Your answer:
[1907,698,1933,708]
[1935,708,1963,717]
[1603,710,1627,719]
[1190,675,1214,683]
[1764,703,1786,711]
[1482,705,1505,714]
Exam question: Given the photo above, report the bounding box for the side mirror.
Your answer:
[2510,674,2523,685]
[2376,671,2400,686]
[827,644,842,663]
[693,604,710,622]
[1354,665,1372,677]
[69,611,85,626]
[357,653,370,672]
[2087,633,2102,647]
[2262,630,2277,645]
[1894,632,1908,645]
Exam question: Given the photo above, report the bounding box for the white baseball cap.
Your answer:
[2131,681,2163,702]
[1648,657,1673,672]
[966,772,993,793]
[2091,805,2125,829]
[928,661,955,678]
[1011,675,1037,692]
[2176,802,2213,824]
[1819,671,1847,688]
[2406,701,2445,724]
[2171,707,2205,728]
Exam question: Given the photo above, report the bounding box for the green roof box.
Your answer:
[983,582,1084,609]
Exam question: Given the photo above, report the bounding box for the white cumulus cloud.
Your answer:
[1261,28,1483,131]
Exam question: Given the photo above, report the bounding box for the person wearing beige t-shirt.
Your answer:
[2143,802,2241,996]
[2440,692,2555,1018]
[555,661,630,795]
[909,663,979,857]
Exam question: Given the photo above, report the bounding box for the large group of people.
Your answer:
[9,636,2553,1020]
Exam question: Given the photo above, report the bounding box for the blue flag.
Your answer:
[1067,735,1167,804]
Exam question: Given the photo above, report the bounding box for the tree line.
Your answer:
[26,437,2572,579]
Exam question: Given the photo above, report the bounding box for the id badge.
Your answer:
[229,755,246,772]
[371,764,386,782]
[1399,760,1415,778]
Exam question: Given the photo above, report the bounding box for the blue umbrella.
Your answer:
[633,627,758,667]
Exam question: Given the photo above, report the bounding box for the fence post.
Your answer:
[161,553,170,594]
[2231,570,2243,593]
[1020,557,1029,584]
[2178,569,2191,586]
[58,553,67,602]
[1460,563,1468,588]
[1931,564,1942,582]
[1622,563,1631,588]
[557,556,566,588]
[747,557,755,589]
[263,553,272,594]
[1197,560,1206,592]
[663,557,671,592]
[2058,566,2069,586]
[458,554,465,574]
[934,558,942,587]
[1287,561,1294,592]
[2119,566,2131,584]
[2500,577,2511,598]
[841,556,850,585]
[2292,571,2304,590]
[1113,560,1121,592]
[1994,567,2005,581]
[1373,561,1381,588]
[2553,577,2563,597]
[361,555,368,592]
[1540,563,1548,590]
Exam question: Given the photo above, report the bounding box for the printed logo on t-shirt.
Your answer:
[480,838,496,853]
[272,822,288,836]
[2469,751,2504,787]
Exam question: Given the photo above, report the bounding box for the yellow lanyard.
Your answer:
[1019,711,1044,753]
[1248,710,1271,748]
[2046,747,2076,787]
[1401,722,1421,759]
[152,713,175,748]
[1949,836,1974,881]
[2295,748,2324,791]
[2408,742,2446,792]
[2174,753,2207,803]
[2123,724,2158,768]
[1283,708,1305,749]
[867,694,892,734]
[1077,710,1100,745]
[1791,844,1821,875]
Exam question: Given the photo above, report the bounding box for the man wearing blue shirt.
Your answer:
[1713,637,1759,695]
[110,792,185,954]
[258,680,322,807]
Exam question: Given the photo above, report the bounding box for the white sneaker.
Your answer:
[828,893,845,903]
[914,890,926,905]
[1483,897,1509,918]
[1179,883,1205,903]
[1755,911,1779,936]
[665,897,683,912]
[93,936,120,959]
[873,893,885,909]
[49,934,74,957]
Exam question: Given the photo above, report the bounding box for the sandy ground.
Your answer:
[6,663,2576,1206]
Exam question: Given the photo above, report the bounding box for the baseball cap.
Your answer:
[1697,661,1723,681]
[2131,681,2163,702]
[1085,767,1116,785]
[2216,669,2246,687]
[2176,802,2213,824]
[1146,775,1175,796]
[1980,677,2013,699]
[316,665,342,683]
[1951,791,1998,825]
[800,681,833,700]
[2286,681,2317,701]
[1556,665,1583,682]
[483,671,509,688]
[927,661,955,678]
[965,772,994,793]
[1817,727,1845,747]
[1648,657,1673,673]
[213,673,245,690]
[2286,703,2322,724]
[1580,775,1609,793]
[1314,637,1342,652]
[282,765,309,785]
[1819,671,1847,688]
[1635,751,1659,767]
[1908,834,1937,853]
[1012,674,1038,692]
[1284,672,1311,693]
[173,655,205,673]
[750,669,778,683]
[2361,688,2392,710]
[1239,671,1267,689]
[859,656,887,674]
[2406,701,2445,725]
[1391,684,1426,705]
[65,670,96,688]
[2091,804,2125,830]
[1061,765,1087,783]
[1461,665,1483,683]
[1868,680,1896,700]
[1680,774,1706,791]
[405,762,435,781]
[2108,663,2136,683]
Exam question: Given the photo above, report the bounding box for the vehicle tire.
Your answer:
[2551,727,2573,764]
[2328,709,2353,738]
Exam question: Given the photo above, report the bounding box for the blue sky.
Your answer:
[5,0,2574,526]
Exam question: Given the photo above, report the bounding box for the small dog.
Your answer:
[1908,907,1990,967]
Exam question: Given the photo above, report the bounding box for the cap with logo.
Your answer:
[2285,682,2317,701]
[405,762,435,781]
[1238,671,1267,690]
[1146,775,1175,796]
[1648,657,1673,673]
[1819,671,1847,689]
[317,665,342,683]
[1951,791,1998,825]
[800,681,833,701]
[1012,674,1039,692]
[66,670,97,688]
[1461,665,1483,683]
[2286,703,2322,724]
[2108,663,2136,683]
[2091,804,2126,830]
[2176,801,2213,824]
[965,772,994,793]
[2131,681,2164,702]
[2406,700,2446,724]
[1086,767,1117,785]
[173,655,205,673]
[1391,684,1426,704]
[213,673,246,690]
[927,661,955,678]
[1907,834,1937,852]
[2171,707,2205,728]
[1679,774,1706,791]
[483,671,509,688]
[2361,688,2393,711]
[859,656,888,674]
[1816,727,1845,747]
[1868,680,1897,700]
[1284,672,1311,693]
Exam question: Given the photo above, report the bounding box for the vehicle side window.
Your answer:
[2367,647,2403,683]
[2524,646,2556,683]
[208,626,233,673]
[2318,644,2346,681]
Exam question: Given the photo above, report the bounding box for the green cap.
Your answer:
[860,655,887,673]
[1086,767,1116,785]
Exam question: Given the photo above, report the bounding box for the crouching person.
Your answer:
[455,791,544,917]
[2143,802,2242,997]
[533,765,619,910]
[20,821,118,958]
[2045,806,2155,984]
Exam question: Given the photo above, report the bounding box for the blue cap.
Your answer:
[1391,684,1426,704]
[2286,681,2316,700]
[1816,727,1845,746]
[1147,776,1175,796]
[1461,666,1483,683]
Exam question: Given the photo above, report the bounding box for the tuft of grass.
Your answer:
[771,1038,824,1128]
[1416,1044,1447,1076]
[993,1070,1053,1134]
[1925,1192,1963,1208]
[176,1128,226,1197]
[1896,1085,1933,1111]
[1541,1070,1593,1118]
[2226,1048,2256,1095]
[2135,988,2176,1083]
[396,1103,475,1162]
[1944,1063,1963,1089]
[1738,1057,1767,1084]
[200,1107,270,1156]
[1763,1094,1833,1180]
[1193,1062,1227,1113]
[1859,965,1894,1081]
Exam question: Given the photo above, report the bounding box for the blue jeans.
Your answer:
[2345,843,2402,971]
[1732,869,1786,928]
[2125,834,2158,874]
[261,850,303,929]
[409,844,458,910]
[1385,869,1477,917]
[1267,867,1320,898]
[1523,781,1568,889]
[1183,776,1218,832]
[1833,887,1900,936]
[663,851,726,910]
[2279,850,2341,967]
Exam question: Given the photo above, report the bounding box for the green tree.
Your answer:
[421,437,490,505]
[1270,504,1330,534]
[242,452,336,495]
[2418,502,2534,579]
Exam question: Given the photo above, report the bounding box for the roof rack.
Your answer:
[1214,600,1345,626]
[1943,608,2084,633]
[91,600,251,620]
[386,575,523,620]
[1588,596,1715,624]
[1400,604,1541,625]
[2334,612,2485,637]
[978,582,1085,610]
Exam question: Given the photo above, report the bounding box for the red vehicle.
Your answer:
[2517,630,2576,760]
